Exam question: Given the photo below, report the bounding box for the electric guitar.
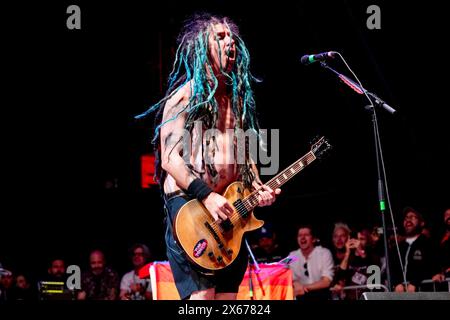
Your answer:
[173,136,332,271]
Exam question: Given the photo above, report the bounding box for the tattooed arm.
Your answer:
[160,93,197,190]
[160,87,233,221]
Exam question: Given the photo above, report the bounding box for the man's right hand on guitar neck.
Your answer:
[202,192,234,222]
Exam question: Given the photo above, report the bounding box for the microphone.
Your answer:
[301,51,336,65]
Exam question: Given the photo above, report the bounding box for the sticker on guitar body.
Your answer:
[193,239,208,258]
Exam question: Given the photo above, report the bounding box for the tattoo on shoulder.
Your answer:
[165,135,184,162]
[164,132,174,147]
[165,100,188,119]
[164,133,184,149]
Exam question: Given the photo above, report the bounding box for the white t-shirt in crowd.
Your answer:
[120,270,151,300]
[288,246,335,285]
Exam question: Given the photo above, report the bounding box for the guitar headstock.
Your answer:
[310,136,332,159]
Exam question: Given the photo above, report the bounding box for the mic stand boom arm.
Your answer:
[320,62,397,114]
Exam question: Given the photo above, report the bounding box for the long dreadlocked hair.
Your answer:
[136,13,260,188]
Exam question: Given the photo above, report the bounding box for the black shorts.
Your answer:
[164,194,249,300]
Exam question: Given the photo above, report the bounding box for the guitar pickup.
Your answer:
[233,199,249,218]
[204,222,225,248]
[220,219,234,232]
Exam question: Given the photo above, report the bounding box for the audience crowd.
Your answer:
[1,207,449,300]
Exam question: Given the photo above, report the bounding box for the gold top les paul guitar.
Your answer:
[174,136,331,272]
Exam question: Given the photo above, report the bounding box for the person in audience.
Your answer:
[47,258,66,281]
[119,243,152,300]
[252,223,285,263]
[431,208,450,287]
[77,250,120,300]
[331,228,381,299]
[38,257,75,300]
[329,222,351,294]
[0,267,14,301]
[391,207,439,292]
[288,225,334,301]
[13,273,36,300]
[331,222,352,267]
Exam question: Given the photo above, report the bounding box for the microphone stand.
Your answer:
[245,239,260,300]
[320,61,396,291]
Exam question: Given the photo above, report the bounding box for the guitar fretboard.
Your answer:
[242,151,316,211]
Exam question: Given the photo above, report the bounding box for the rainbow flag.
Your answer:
[140,261,293,300]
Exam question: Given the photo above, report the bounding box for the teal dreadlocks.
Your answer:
[136,13,260,188]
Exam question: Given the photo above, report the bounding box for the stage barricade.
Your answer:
[330,283,389,300]
[418,278,450,292]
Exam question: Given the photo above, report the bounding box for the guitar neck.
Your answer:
[242,151,316,211]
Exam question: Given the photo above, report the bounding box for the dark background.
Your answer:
[2,0,449,282]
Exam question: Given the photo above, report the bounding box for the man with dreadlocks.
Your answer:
[137,14,280,300]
